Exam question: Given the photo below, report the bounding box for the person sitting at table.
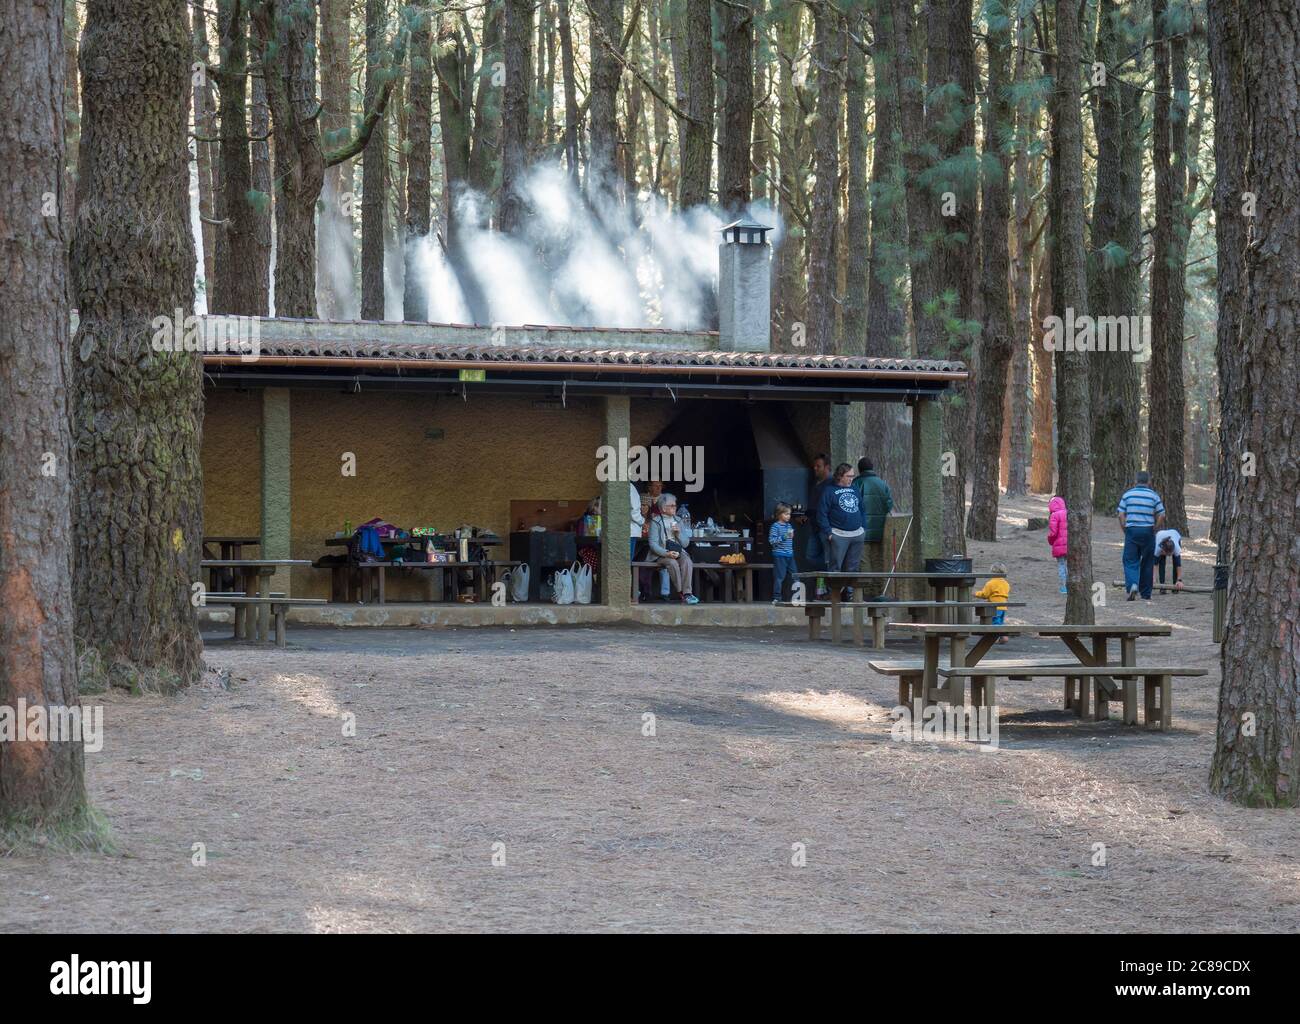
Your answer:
[975,562,1012,643]
[648,493,699,604]
[815,462,866,601]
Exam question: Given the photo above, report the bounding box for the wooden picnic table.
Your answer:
[202,536,260,591]
[795,570,999,625]
[200,559,313,641]
[887,621,1171,716]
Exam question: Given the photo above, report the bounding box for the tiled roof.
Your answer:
[236,335,968,376]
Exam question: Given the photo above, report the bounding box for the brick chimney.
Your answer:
[718,219,772,352]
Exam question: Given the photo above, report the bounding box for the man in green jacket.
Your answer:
[852,458,894,581]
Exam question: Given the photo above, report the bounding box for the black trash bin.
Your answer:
[925,556,975,622]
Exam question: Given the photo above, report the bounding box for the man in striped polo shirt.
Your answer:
[1117,471,1166,600]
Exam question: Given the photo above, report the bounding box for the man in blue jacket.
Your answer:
[816,463,866,598]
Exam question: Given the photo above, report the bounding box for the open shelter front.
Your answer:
[200,318,965,615]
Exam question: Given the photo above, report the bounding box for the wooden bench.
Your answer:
[936,664,1209,730]
[630,560,772,603]
[783,600,1027,647]
[870,657,1072,709]
[1110,580,1214,594]
[202,594,327,647]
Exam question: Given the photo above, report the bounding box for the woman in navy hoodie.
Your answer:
[816,463,867,597]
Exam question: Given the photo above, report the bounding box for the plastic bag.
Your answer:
[572,560,593,604]
[550,568,575,605]
[509,563,530,602]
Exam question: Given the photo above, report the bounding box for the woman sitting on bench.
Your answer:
[648,493,699,605]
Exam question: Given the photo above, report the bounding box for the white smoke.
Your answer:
[403,162,783,329]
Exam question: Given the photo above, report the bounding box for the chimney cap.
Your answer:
[721,218,772,245]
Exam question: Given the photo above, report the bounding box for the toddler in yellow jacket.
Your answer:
[975,562,1011,642]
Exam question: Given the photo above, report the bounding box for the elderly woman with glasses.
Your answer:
[647,492,699,604]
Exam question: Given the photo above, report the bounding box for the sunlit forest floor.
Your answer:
[3,485,1294,932]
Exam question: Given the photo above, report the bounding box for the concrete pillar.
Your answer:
[601,395,633,612]
[261,388,292,594]
[910,396,942,575]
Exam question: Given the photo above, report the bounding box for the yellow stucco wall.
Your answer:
[202,390,262,538]
[201,388,832,599]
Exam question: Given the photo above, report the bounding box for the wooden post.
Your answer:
[601,396,633,614]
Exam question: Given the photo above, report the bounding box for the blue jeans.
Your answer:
[772,554,796,601]
[630,538,639,562]
[991,609,1006,625]
[1123,527,1156,598]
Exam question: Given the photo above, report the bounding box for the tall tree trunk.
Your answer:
[1206,0,1245,555]
[678,0,713,209]
[191,3,218,296]
[0,0,95,842]
[863,0,911,499]
[252,0,323,318]
[806,2,844,355]
[750,0,769,203]
[966,2,1013,541]
[249,58,272,315]
[1087,0,1143,514]
[1209,0,1300,808]
[404,1,433,319]
[211,0,261,315]
[319,0,356,319]
[361,0,388,320]
[1051,0,1095,624]
[1005,30,1036,499]
[1030,229,1055,491]
[500,0,534,231]
[469,1,503,197]
[557,0,580,180]
[64,0,81,237]
[719,0,755,213]
[843,2,867,360]
[71,0,205,690]
[772,0,805,349]
[1148,0,1190,532]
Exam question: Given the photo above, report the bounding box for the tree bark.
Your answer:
[1209,0,1300,808]
[557,0,581,180]
[361,0,388,320]
[469,1,503,197]
[863,0,911,500]
[719,0,755,213]
[404,1,434,320]
[1087,0,1142,514]
[966,2,1013,541]
[1005,27,1036,498]
[0,0,94,839]
[1206,0,1245,555]
[210,0,261,316]
[71,0,205,691]
[1148,0,1190,532]
[319,0,356,320]
[678,0,713,209]
[249,56,272,315]
[191,3,218,295]
[806,2,844,355]
[1051,0,1095,624]
[500,0,534,231]
[772,1,806,349]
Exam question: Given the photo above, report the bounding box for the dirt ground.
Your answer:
[3,484,1297,933]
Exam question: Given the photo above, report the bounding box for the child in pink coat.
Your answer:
[1047,496,1068,593]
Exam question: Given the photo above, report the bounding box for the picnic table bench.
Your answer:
[202,593,327,647]
[630,560,772,603]
[778,599,1026,647]
[881,622,1188,728]
[936,663,1208,730]
[200,559,313,641]
[795,570,1001,624]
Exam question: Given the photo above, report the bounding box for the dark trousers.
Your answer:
[772,554,796,601]
[1123,527,1156,598]
[1156,553,1182,584]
